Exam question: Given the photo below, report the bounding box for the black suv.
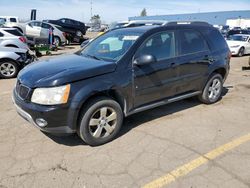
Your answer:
[13,22,230,146]
[44,18,86,43]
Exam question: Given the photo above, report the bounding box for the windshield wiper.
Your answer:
[84,54,102,61]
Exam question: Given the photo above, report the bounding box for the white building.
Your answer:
[226,18,250,29]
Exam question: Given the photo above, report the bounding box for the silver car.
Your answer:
[0,28,28,49]
[19,21,66,46]
[0,47,34,78]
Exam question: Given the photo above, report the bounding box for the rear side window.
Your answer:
[0,32,4,37]
[179,29,208,55]
[41,23,52,29]
[136,31,176,60]
[4,29,22,36]
[201,28,228,51]
[10,18,17,22]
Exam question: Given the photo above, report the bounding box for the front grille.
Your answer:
[16,81,31,100]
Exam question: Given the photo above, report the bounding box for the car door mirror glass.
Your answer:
[134,54,156,66]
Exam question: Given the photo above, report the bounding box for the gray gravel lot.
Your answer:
[0,50,250,188]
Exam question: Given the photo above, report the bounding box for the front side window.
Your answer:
[179,29,208,55]
[136,31,175,60]
[80,30,142,62]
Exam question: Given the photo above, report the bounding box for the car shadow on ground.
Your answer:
[44,87,230,147]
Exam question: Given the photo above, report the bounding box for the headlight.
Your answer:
[230,45,240,48]
[31,84,70,105]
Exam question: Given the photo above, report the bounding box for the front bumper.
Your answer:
[229,47,240,55]
[13,90,76,134]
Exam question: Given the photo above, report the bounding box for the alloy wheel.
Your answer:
[208,78,222,100]
[0,63,16,77]
[88,107,117,138]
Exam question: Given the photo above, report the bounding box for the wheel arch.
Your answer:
[212,67,227,79]
[73,89,126,131]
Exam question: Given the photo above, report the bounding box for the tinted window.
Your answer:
[4,29,22,36]
[10,18,17,22]
[137,31,175,60]
[201,28,228,51]
[179,29,208,55]
[41,23,52,29]
[0,32,4,37]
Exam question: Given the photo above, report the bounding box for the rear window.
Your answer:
[178,29,208,55]
[0,32,4,37]
[201,28,228,51]
[4,29,23,36]
[10,18,17,23]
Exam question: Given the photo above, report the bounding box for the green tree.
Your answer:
[140,8,147,17]
[91,14,101,28]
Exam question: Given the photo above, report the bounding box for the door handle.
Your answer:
[204,55,215,64]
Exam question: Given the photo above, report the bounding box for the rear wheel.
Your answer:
[237,47,245,57]
[77,97,123,146]
[198,73,223,104]
[54,36,61,47]
[0,60,19,79]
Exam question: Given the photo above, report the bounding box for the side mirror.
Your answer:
[134,54,156,66]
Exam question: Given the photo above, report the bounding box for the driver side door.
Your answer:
[132,30,179,108]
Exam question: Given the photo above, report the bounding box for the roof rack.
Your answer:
[166,21,211,26]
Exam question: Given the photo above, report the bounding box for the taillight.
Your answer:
[19,36,26,43]
[62,32,67,37]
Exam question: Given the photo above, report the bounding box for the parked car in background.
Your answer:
[44,18,86,43]
[227,34,250,56]
[0,28,28,49]
[13,22,230,146]
[226,29,250,38]
[0,16,23,33]
[19,21,66,46]
[0,18,5,27]
[0,47,34,78]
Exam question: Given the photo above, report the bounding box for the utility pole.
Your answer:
[90,0,93,19]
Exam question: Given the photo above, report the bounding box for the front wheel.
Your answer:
[198,73,223,104]
[237,47,245,57]
[77,97,123,146]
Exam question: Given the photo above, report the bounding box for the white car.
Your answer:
[226,34,250,57]
[0,47,34,78]
[0,28,28,49]
[19,21,66,46]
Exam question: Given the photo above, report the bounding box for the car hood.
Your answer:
[226,40,246,47]
[18,54,117,88]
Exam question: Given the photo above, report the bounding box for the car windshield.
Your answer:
[80,30,142,62]
[228,35,249,41]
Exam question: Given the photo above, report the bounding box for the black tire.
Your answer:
[237,47,245,57]
[77,97,123,146]
[0,60,19,79]
[198,73,223,104]
[54,36,61,47]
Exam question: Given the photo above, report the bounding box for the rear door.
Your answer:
[40,23,51,38]
[175,29,211,94]
[133,30,179,108]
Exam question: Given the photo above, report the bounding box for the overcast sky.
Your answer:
[0,0,250,23]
